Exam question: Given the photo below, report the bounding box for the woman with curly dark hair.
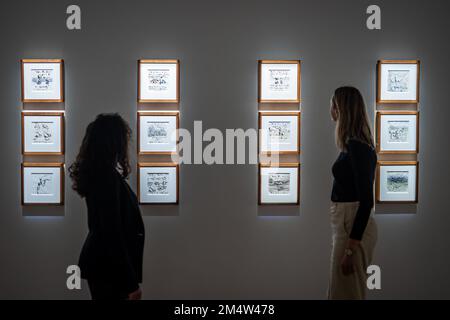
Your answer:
[69,113,145,300]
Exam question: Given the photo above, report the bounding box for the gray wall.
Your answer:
[1,0,450,299]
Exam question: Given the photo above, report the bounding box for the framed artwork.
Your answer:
[376,111,419,154]
[138,112,179,155]
[22,112,64,155]
[138,59,180,103]
[377,60,420,103]
[21,163,64,205]
[258,60,301,103]
[259,163,300,205]
[21,59,64,102]
[376,161,418,203]
[138,163,179,204]
[259,112,300,154]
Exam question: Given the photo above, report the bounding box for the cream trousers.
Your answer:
[327,202,377,300]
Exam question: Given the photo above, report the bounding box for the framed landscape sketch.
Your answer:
[258,60,301,103]
[138,59,180,103]
[376,111,419,154]
[259,112,300,154]
[259,163,300,205]
[21,163,64,205]
[21,59,64,102]
[376,161,418,203]
[22,112,64,155]
[138,163,179,204]
[377,60,420,103]
[138,112,179,155]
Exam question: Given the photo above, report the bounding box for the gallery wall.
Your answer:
[1,0,450,299]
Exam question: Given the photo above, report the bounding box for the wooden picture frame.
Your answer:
[258,111,301,155]
[138,59,180,103]
[21,59,64,103]
[377,60,420,104]
[258,162,300,205]
[21,111,65,155]
[258,60,301,103]
[376,111,419,154]
[376,161,419,204]
[137,162,179,205]
[21,162,65,206]
[137,111,179,155]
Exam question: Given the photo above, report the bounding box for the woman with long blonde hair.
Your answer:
[328,86,378,299]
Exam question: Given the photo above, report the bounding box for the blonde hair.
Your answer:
[332,86,374,151]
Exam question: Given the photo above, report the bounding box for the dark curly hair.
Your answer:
[69,113,132,197]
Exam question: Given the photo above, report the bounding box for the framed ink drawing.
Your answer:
[22,112,64,155]
[138,112,179,155]
[376,111,419,154]
[258,60,301,103]
[377,60,420,104]
[21,59,64,102]
[376,161,418,203]
[21,163,64,205]
[138,59,180,103]
[259,163,300,205]
[259,112,300,154]
[138,163,179,204]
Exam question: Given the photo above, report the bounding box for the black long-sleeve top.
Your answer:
[331,138,377,240]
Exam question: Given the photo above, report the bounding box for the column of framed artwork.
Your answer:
[20,59,65,206]
[375,60,420,204]
[137,59,180,204]
[257,60,301,205]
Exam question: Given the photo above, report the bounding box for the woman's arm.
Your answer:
[94,171,139,295]
[347,139,375,241]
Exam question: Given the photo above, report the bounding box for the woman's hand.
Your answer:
[128,287,142,300]
[340,254,355,276]
[340,238,360,276]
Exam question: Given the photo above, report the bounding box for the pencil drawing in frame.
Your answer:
[377,60,420,104]
[21,59,64,103]
[259,111,300,155]
[138,112,179,155]
[138,163,179,204]
[258,60,301,103]
[22,111,65,155]
[376,111,419,154]
[138,59,180,103]
[21,163,64,206]
[259,163,300,205]
[376,161,418,204]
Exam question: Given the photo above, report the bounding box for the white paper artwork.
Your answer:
[378,164,417,202]
[23,62,62,101]
[388,121,409,143]
[23,114,62,154]
[139,166,177,203]
[147,173,169,195]
[268,121,290,143]
[147,121,169,144]
[268,173,290,194]
[139,62,178,101]
[379,63,418,102]
[379,113,417,152]
[260,63,299,101]
[387,70,410,92]
[260,166,298,204]
[260,114,298,153]
[139,115,177,153]
[31,173,53,195]
[23,165,62,204]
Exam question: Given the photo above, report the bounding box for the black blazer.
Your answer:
[79,169,145,294]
